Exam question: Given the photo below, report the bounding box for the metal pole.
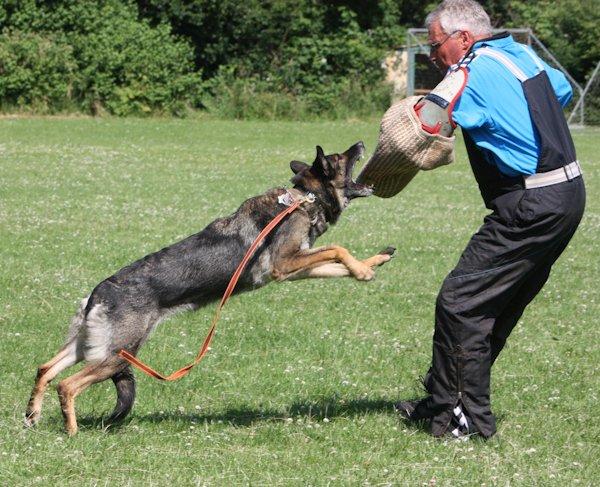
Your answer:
[406,30,414,96]
[568,60,600,126]
[529,32,583,95]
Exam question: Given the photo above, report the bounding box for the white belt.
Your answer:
[524,161,582,189]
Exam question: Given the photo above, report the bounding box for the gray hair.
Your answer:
[425,0,492,37]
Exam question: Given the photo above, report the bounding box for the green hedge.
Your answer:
[0,0,202,116]
[201,6,399,119]
[0,30,75,112]
[0,0,598,119]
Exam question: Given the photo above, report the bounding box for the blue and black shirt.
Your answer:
[451,33,573,177]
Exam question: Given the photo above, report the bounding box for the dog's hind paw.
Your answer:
[24,411,40,428]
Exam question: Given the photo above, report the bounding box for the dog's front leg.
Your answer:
[283,246,396,281]
[285,262,351,280]
[273,245,389,282]
[362,246,396,268]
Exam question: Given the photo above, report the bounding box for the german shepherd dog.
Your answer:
[25,141,395,435]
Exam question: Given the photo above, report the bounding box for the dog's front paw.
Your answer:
[370,254,392,267]
[363,247,395,268]
[378,246,396,257]
[351,263,375,281]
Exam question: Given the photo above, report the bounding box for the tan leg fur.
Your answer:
[25,342,81,427]
[57,360,123,436]
[274,246,393,281]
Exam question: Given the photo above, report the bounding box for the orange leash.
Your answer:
[118,197,304,381]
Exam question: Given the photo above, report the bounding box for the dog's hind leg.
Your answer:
[57,357,124,436]
[25,340,82,427]
[105,365,136,424]
[26,296,90,428]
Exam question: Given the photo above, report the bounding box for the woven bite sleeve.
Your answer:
[356,96,455,198]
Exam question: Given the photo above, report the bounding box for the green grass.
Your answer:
[0,117,598,486]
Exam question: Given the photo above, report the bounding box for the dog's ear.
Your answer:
[290,160,310,174]
[313,145,330,176]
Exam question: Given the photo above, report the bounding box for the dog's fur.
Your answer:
[25,142,394,435]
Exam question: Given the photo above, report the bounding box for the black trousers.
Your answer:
[414,177,586,437]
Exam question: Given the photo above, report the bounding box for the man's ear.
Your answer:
[313,145,330,176]
[459,30,474,50]
[290,160,310,174]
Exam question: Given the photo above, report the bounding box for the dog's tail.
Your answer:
[106,366,136,423]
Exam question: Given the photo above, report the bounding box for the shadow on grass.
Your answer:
[144,397,397,427]
[77,396,401,432]
[77,399,504,436]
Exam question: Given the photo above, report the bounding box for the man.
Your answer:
[396,0,586,438]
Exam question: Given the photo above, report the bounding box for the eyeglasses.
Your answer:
[428,30,461,52]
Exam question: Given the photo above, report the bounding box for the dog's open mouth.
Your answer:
[345,141,373,199]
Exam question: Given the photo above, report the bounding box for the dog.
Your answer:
[25,141,395,435]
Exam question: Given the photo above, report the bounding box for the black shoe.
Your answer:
[394,399,420,420]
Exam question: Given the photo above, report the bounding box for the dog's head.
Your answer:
[290,142,372,222]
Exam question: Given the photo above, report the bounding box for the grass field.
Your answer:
[0,117,598,486]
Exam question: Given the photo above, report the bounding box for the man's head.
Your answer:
[425,0,492,71]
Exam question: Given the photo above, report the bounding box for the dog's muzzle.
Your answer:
[345,142,373,199]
